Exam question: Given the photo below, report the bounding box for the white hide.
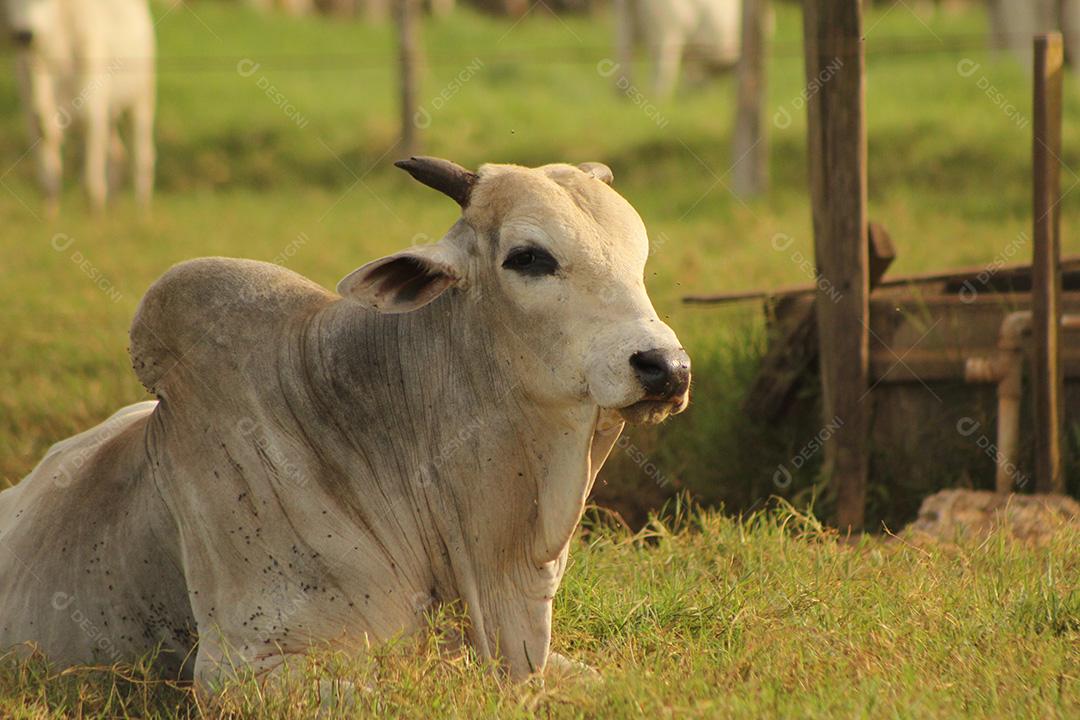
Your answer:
[0,161,690,690]
[4,0,156,211]
[615,0,742,98]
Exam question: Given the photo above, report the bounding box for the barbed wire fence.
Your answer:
[0,31,1073,73]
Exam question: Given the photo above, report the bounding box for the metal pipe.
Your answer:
[964,311,1080,493]
[965,312,1030,492]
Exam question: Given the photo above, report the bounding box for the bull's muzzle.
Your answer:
[629,348,691,401]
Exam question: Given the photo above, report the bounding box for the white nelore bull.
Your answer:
[0,158,690,688]
[4,0,156,212]
[614,0,741,98]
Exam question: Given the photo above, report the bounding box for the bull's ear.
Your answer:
[337,245,463,313]
[578,162,614,185]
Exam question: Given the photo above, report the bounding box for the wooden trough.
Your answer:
[687,252,1080,522]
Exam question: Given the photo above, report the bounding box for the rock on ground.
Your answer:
[905,489,1079,543]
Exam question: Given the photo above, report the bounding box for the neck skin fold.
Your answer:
[289,292,611,678]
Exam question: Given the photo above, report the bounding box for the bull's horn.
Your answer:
[394,156,478,208]
[578,162,614,185]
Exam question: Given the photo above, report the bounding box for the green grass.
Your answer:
[2,505,1077,718]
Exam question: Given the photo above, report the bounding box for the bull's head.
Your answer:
[338,157,690,425]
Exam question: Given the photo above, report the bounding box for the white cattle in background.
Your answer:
[614,0,742,98]
[989,0,1080,65]
[3,0,156,213]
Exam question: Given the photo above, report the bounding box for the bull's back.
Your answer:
[0,402,197,679]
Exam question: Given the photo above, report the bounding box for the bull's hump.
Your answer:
[129,257,334,396]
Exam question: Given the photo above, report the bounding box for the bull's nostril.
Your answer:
[12,30,33,47]
[630,349,691,399]
[630,353,666,384]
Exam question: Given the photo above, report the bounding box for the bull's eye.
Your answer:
[502,246,559,277]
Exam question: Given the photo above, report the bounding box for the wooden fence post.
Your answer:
[732,0,770,197]
[396,0,421,156]
[1032,32,1066,494]
[802,0,869,530]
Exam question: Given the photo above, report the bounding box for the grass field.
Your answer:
[2,505,1078,719]
[1,2,1079,716]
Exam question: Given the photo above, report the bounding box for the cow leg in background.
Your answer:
[83,83,110,211]
[107,124,127,196]
[651,31,685,99]
[132,92,156,208]
[998,0,1046,62]
[24,56,63,215]
[613,0,636,90]
[1061,0,1080,67]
